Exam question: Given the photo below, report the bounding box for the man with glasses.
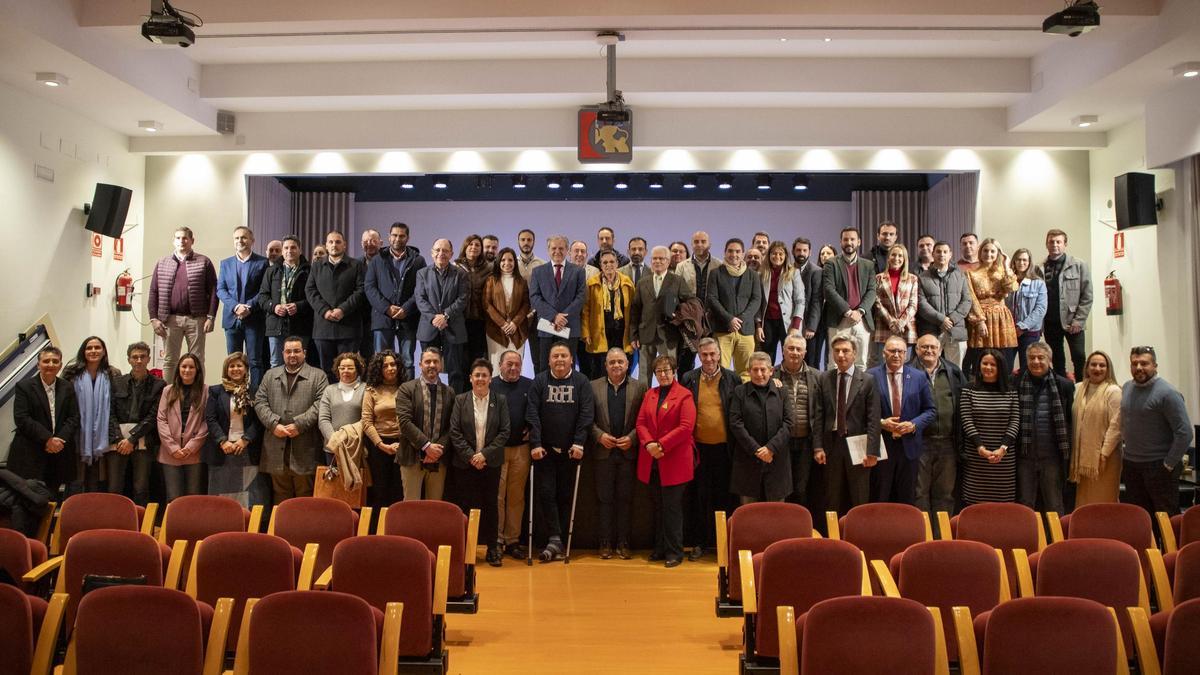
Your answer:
[909,334,967,521]
[1120,346,1193,516]
[868,336,935,505]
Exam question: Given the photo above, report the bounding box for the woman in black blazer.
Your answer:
[448,359,510,566]
[7,346,80,492]
[204,352,269,507]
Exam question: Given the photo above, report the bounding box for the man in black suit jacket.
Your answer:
[822,227,878,370]
[396,347,457,501]
[816,336,882,516]
[589,349,648,559]
[414,239,469,393]
[629,246,692,385]
[305,230,366,380]
[7,347,80,492]
[449,358,511,565]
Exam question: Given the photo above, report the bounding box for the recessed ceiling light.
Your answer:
[823,37,833,43]
[138,120,163,132]
[756,174,772,190]
[432,176,448,189]
[546,174,562,189]
[681,174,698,189]
[1171,62,1200,78]
[570,175,586,189]
[399,178,415,189]
[716,174,734,190]
[648,175,664,189]
[793,175,809,191]
[614,176,629,190]
[511,174,527,189]
[36,72,69,87]
[1071,114,1098,128]
[779,38,788,42]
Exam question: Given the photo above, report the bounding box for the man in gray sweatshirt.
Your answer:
[1120,346,1193,516]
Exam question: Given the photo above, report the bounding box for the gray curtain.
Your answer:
[850,189,927,250]
[291,191,356,257]
[246,176,293,252]
[927,172,979,244]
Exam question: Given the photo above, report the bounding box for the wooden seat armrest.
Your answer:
[314,566,334,591]
[357,507,374,537]
[375,507,389,535]
[1154,512,1177,554]
[1106,607,1130,674]
[1045,512,1064,544]
[164,539,189,590]
[995,549,1011,602]
[923,511,934,541]
[870,559,900,598]
[466,509,481,567]
[951,606,980,675]
[1011,549,1034,598]
[826,511,841,540]
[928,606,950,675]
[35,501,57,548]
[860,552,872,596]
[202,598,235,675]
[230,598,259,675]
[936,511,953,540]
[1127,607,1162,675]
[714,511,727,570]
[23,555,63,583]
[433,545,451,616]
[140,502,160,536]
[738,550,756,614]
[379,602,404,675]
[776,606,798,675]
[1145,548,1173,613]
[297,543,319,591]
[31,593,68,675]
[247,505,264,533]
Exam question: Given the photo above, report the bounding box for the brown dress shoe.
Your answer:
[599,541,613,560]
[616,543,632,560]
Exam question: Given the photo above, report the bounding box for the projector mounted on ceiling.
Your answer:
[1042,0,1100,37]
[141,0,201,47]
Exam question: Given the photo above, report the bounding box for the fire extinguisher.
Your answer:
[115,270,134,312]
[1104,271,1123,316]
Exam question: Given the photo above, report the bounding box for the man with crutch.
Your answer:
[526,341,594,562]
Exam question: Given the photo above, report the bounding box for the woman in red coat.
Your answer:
[636,355,697,567]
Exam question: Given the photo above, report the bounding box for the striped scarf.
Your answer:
[1018,374,1070,460]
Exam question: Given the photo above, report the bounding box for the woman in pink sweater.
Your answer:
[158,352,209,501]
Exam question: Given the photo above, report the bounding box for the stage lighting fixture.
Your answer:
[399,178,416,189]
[512,174,528,189]
[792,176,809,191]
[614,176,629,190]
[648,175,664,189]
[716,174,734,190]
[756,174,772,190]
[546,174,562,189]
[432,176,448,189]
[570,175,587,189]
[681,174,698,189]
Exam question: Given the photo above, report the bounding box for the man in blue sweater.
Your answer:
[526,342,594,561]
[1120,346,1193,516]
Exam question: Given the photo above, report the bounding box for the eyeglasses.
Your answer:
[654,368,674,374]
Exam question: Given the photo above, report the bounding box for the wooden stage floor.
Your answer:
[446,552,739,674]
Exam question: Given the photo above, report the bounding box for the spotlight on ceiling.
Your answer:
[570,175,586,189]
[648,175,664,189]
[138,120,163,132]
[1171,62,1200,78]
[399,178,416,189]
[36,72,69,87]
[823,37,833,43]
[756,174,772,190]
[1071,114,1099,128]
[793,175,809,191]
[614,176,629,190]
[716,174,734,190]
[546,174,562,189]
[511,174,528,189]
[432,176,448,189]
[681,174,698,189]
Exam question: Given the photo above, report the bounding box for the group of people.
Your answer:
[5,221,1193,569]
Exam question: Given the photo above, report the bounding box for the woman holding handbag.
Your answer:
[204,352,269,507]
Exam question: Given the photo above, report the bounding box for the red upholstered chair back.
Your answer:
[1164,597,1200,675]
[0,583,34,675]
[954,503,1040,552]
[841,503,925,563]
[982,597,1114,675]
[727,503,812,602]
[382,501,467,597]
[754,538,862,658]
[331,535,435,657]
[1066,503,1153,549]
[59,493,139,550]
[898,540,1001,660]
[247,591,378,675]
[161,495,249,546]
[272,497,358,576]
[1179,508,1200,547]
[800,596,935,675]
[1034,538,1140,652]
[1173,541,1200,605]
[62,529,163,626]
[0,528,34,584]
[194,532,296,650]
[75,586,204,675]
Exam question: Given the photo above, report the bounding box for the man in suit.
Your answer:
[448,358,511,566]
[773,333,825,509]
[816,336,882,516]
[365,222,427,381]
[616,236,647,286]
[252,336,328,503]
[629,245,691,385]
[589,348,648,560]
[822,227,878,370]
[396,347,457,501]
[305,230,366,380]
[792,237,823,368]
[217,226,270,387]
[729,352,794,504]
[707,238,763,381]
[679,337,739,559]
[528,235,587,372]
[7,346,80,493]
[909,334,967,521]
[414,238,469,393]
[868,336,937,505]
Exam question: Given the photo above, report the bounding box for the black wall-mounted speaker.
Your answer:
[84,183,132,237]
[1114,172,1157,230]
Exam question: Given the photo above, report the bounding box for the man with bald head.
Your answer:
[570,240,600,280]
[629,245,692,384]
[265,239,283,266]
[414,238,469,392]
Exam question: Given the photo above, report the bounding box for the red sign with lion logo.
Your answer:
[578,107,633,164]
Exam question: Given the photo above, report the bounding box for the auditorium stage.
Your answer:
[448,553,736,673]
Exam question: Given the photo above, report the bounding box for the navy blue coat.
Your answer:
[528,261,587,338]
[203,384,263,465]
[217,253,270,330]
[868,364,937,460]
[364,245,427,332]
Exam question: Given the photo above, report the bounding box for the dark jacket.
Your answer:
[908,356,968,450]
[706,264,763,336]
[629,271,691,349]
[589,376,648,461]
[448,391,510,468]
[916,267,973,341]
[822,256,879,331]
[817,367,882,458]
[364,245,427,332]
[203,384,264,465]
[395,378,456,467]
[772,363,826,450]
[528,261,588,338]
[414,265,470,344]
[868,365,937,460]
[6,376,80,487]
[1013,370,1075,461]
[110,372,166,452]
[679,365,739,431]
[869,244,890,277]
[217,253,270,330]
[800,262,824,334]
[257,261,313,338]
[728,380,794,501]
[305,255,366,340]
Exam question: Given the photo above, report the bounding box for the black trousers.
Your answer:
[761,317,788,364]
[420,338,465,394]
[805,324,827,369]
[594,450,635,545]
[315,338,359,382]
[1016,454,1065,515]
[788,436,814,507]
[533,450,579,542]
[453,463,502,547]
[650,462,686,560]
[1043,321,1087,381]
[870,438,917,505]
[825,435,871,516]
[366,437,402,509]
[1122,460,1182,517]
[684,442,735,549]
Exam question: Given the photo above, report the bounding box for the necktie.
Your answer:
[891,371,902,417]
[554,264,563,287]
[633,265,641,283]
[836,371,849,436]
[654,275,662,297]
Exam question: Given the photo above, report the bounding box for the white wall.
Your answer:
[1089,117,1199,415]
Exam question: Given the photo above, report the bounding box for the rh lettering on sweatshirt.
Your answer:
[546,384,575,404]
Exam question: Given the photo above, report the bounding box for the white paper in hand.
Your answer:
[846,434,886,465]
[537,317,570,338]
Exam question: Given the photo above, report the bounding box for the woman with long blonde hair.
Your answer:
[759,241,806,362]
[964,238,1018,375]
[871,244,919,364]
[1070,350,1123,505]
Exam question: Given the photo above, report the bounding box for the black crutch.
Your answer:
[563,459,583,564]
[526,460,535,566]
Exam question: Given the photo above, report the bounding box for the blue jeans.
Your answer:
[225,323,267,387]
[374,326,418,380]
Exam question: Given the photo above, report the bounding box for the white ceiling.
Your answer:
[1,0,1196,151]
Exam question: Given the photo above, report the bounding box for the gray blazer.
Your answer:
[761,268,806,325]
[822,256,878,331]
[395,378,456,467]
[448,392,510,468]
[253,363,329,476]
[589,376,648,460]
[707,265,763,336]
[629,272,691,349]
[1035,254,1093,328]
[415,265,469,344]
[916,267,974,341]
